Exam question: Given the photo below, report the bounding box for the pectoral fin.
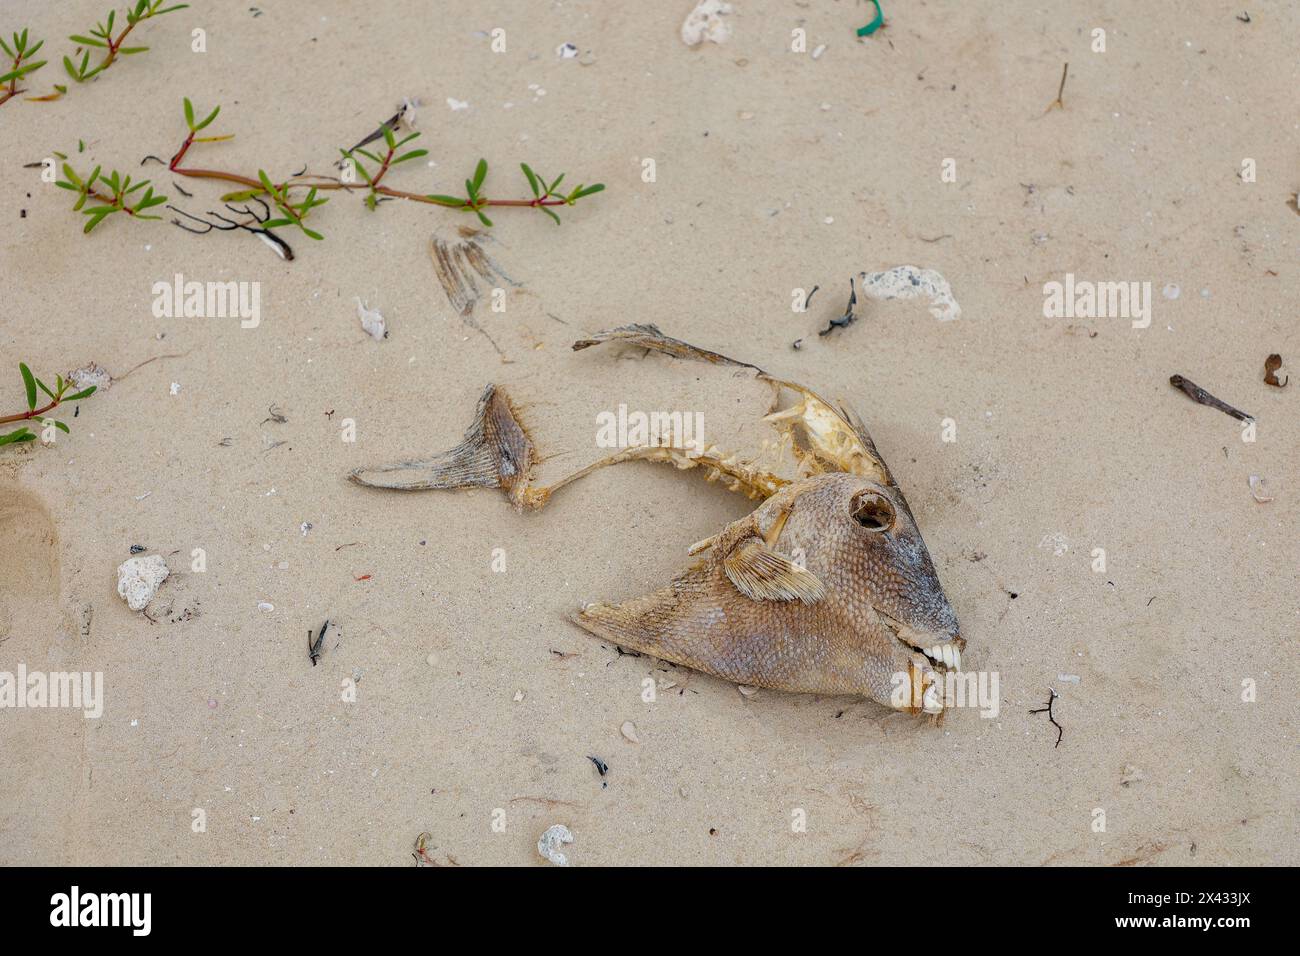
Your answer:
[722,538,825,604]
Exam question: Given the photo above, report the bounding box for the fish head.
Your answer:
[761,472,965,707]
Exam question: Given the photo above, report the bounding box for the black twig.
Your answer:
[1029,687,1063,747]
[167,200,295,260]
[309,619,330,665]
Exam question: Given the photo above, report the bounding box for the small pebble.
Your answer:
[620,720,639,743]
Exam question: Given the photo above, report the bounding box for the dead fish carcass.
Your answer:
[349,325,964,716]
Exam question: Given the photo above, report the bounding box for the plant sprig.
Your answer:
[258,169,328,240]
[0,29,46,107]
[55,162,167,233]
[63,0,188,84]
[0,364,96,448]
[165,98,605,245]
[339,122,429,211]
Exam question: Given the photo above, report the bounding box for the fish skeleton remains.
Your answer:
[349,325,965,716]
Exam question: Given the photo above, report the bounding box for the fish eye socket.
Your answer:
[850,491,895,531]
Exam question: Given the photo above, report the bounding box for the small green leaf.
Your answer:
[0,428,35,447]
[301,227,324,240]
[540,206,562,226]
[82,207,116,233]
[573,183,605,199]
[393,149,427,164]
[19,363,37,411]
[119,45,148,54]
[262,217,293,229]
[64,386,96,401]
[425,195,464,206]
[183,96,195,128]
[34,377,56,401]
[0,59,45,83]
[475,209,493,228]
[521,163,540,198]
[195,104,220,131]
[0,36,13,58]
[68,35,108,48]
[382,125,396,149]
[219,188,266,202]
[52,419,70,434]
[472,158,488,191]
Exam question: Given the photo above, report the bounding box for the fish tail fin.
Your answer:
[349,385,539,508]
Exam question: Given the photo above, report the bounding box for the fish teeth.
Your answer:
[925,643,962,671]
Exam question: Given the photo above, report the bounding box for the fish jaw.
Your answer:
[878,612,966,673]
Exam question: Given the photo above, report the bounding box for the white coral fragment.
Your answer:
[681,1,734,46]
[116,555,170,612]
[859,266,962,322]
[356,298,387,340]
[537,824,574,866]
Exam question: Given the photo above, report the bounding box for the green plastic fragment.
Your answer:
[856,0,884,37]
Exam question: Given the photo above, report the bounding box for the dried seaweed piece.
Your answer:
[1264,354,1287,388]
[818,278,859,336]
[1168,374,1253,422]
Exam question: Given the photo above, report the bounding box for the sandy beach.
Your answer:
[0,0,1296,866]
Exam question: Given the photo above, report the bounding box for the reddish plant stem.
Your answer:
[0,50,31,107]
[0,397,62,426]
[168,133,571,210]
[88,14,143,77]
